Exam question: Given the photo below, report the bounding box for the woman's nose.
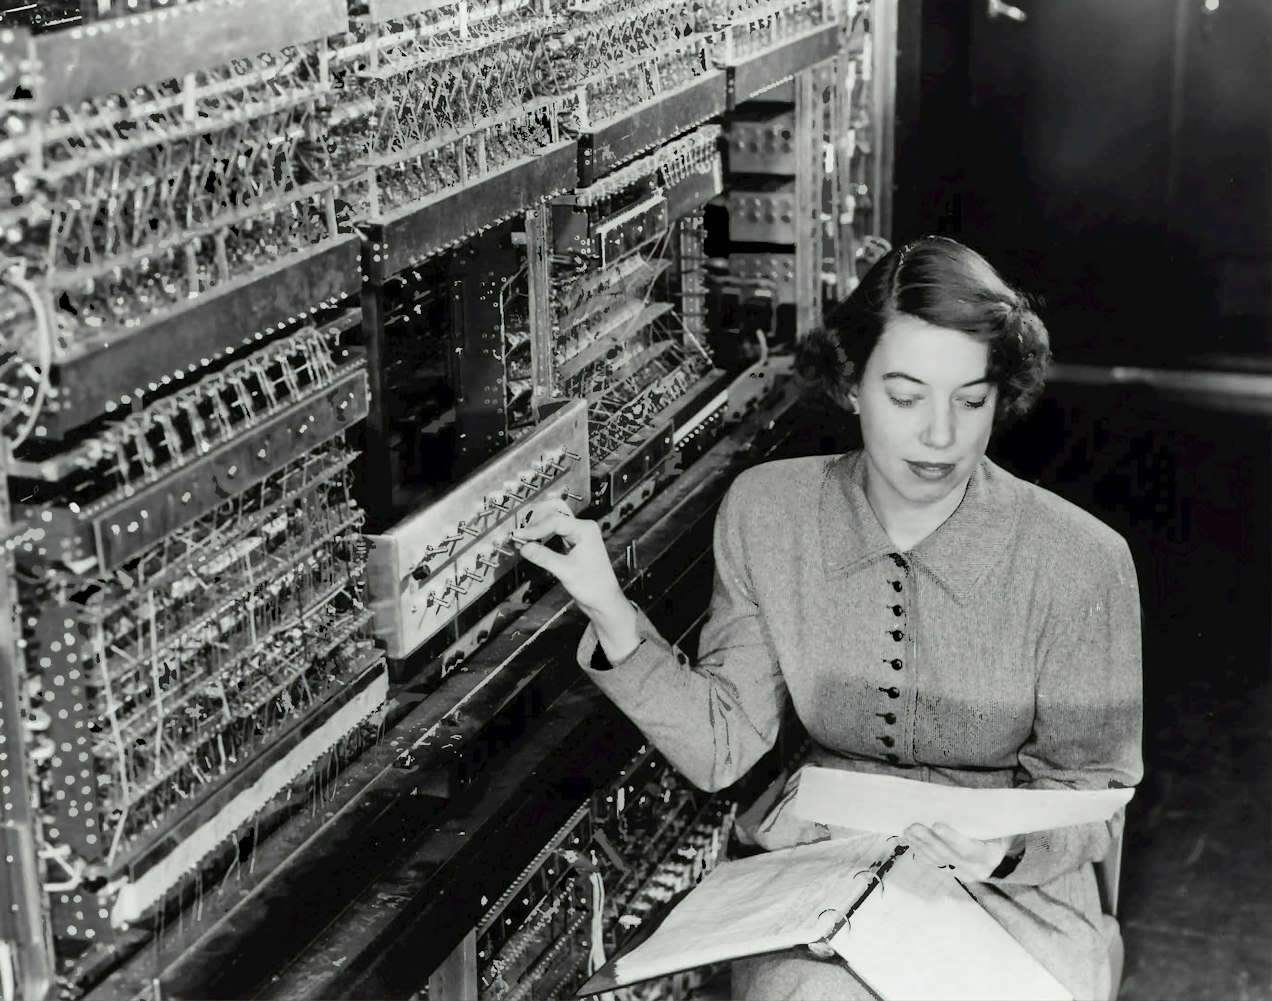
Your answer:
[920,403,956,449]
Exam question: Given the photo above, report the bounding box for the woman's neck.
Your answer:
[863,462,972,553]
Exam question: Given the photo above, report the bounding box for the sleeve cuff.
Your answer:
[576,604,683,708]
[990,845,1025,879]
[589,635,647,672]
[577,599,649,673]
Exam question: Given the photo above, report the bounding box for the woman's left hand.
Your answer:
[902,822,1015,881]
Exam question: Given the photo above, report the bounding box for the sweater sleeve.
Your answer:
[999,537,1144,885]
[575,481,788,792]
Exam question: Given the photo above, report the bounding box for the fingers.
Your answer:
[903,823,1001,879]
[903,824,958,870]
[514,539,568,576]
[521,496,573,525]
[510,507,586,546]
[930,822,978,853]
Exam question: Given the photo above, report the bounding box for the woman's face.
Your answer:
[851,313,997,512]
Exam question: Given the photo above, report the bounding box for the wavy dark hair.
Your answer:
[799,236,1052,422]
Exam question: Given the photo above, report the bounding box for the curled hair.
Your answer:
[797,236,1052,422]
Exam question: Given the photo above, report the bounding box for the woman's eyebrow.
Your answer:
[882,372,992,389]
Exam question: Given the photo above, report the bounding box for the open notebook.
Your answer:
[577,835,1072,1001]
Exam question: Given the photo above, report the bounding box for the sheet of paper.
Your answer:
[829,849,1073,1001]
[793,767,1134,840]
[603,834,891,987]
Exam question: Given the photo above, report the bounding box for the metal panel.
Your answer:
[579,72,728,186]
[727,183,798,243]
[23,366,370,570]
[870,0,898,242]
[525,208,555,422]
[729,110,798,174]
[0,469,56,1001]
[664,161,725,222]
[365,0,448,22]
[368,142,578,280]
[46,235,362,439]
[724,23,843,107]
[32,0,346,109]
[451,230,521,468]
[793,67,823,339]
[597,195,670,268]
[365,400,590,660]
[590,369,732,510]
[730,252,798,304]
[0,27,33,98]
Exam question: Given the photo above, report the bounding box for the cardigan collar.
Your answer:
[820,450,1020,604]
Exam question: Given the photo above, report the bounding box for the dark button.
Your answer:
[885,753,900,764]
[890,580,903,592]
[890,658,903,671]
[876,712,896,724]
[888,629,904,641]
[889,553,908,569]
[878,686,900,698]
[877,735,895,748]
[890,604,904,616]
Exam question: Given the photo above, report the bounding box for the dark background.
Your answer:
[893,0,1272,370]
[885,2,1272,996]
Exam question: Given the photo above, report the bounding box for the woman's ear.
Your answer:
[846,387,860,416]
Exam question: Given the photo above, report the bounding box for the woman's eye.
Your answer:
[961,398,989,410]
[888,396,917,408]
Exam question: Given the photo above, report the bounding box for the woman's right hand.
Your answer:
[511,500,642,661]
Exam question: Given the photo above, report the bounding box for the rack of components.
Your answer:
[472,746,741,1001]
[0,1,894,998]
[543,126,729,520]
[708,0,891,366]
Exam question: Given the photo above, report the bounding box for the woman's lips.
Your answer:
[906,460,956,481]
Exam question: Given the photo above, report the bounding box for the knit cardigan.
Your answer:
[577,451,1143,998]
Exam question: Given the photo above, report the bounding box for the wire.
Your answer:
[0,265,53,449]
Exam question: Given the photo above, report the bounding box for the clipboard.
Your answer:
[577,839,1073,1001]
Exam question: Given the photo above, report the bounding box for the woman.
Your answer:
[513,236,1143,1000]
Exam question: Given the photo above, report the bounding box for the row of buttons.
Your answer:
[878,554,909,764]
